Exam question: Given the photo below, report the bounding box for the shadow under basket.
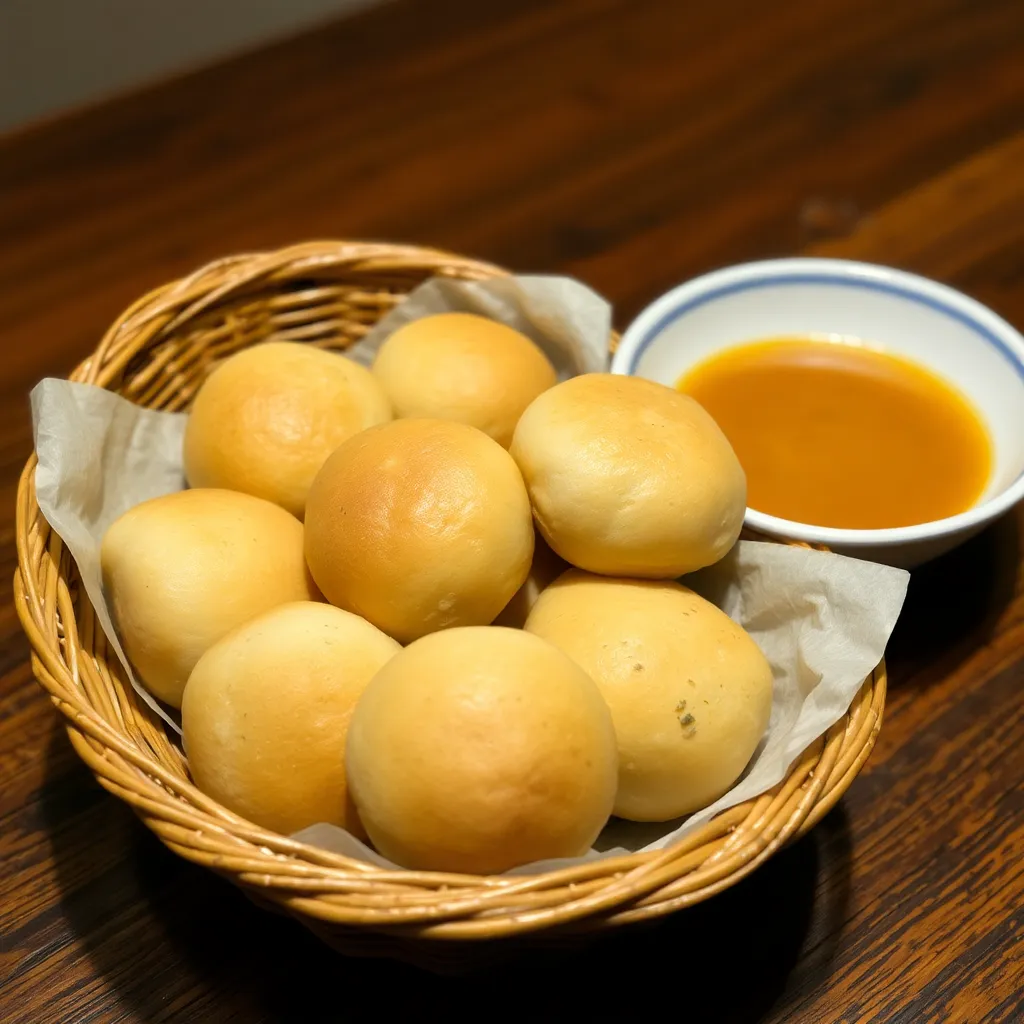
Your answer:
[13,240,886,968]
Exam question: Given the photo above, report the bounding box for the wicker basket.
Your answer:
[14,241,885,964]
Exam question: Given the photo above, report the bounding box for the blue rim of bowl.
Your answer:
[624,272,1024,383]
[616,260,1024,545]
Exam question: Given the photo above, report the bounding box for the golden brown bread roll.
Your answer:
[184,341,391,519]
[182,602,400,836]
[525,570,773,821]
[304,419,534,643]
[101,488,317,707]
[371,312,557,448]
[345,626,618,873]
[510,373,747,577]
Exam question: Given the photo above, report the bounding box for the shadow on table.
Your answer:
[885,507,1021,687]
[41,723,854,1024]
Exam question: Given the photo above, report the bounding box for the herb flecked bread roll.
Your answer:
[526,570,773,821]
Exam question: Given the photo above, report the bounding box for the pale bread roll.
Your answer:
[510,374,746,577]
[101,488,317,707]
[304,419,534,643]
[184,341,391,519]
[346,627,618,873]
[525,570,773,822]
[182,602,400,837]
[492,531,568,628]
[372,312,556,448]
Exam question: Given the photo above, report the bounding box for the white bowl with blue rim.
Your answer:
[611,257,1024,568]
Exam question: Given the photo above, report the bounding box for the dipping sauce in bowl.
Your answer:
[615,257,1024,567]
[677,336,992,530]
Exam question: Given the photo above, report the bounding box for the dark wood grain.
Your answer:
[1,0,1023,1021]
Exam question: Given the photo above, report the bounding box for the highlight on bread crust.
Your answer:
[304,418,534,643]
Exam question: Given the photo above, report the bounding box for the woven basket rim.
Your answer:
[13,240,886,948]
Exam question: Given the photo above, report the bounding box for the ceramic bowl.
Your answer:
[612,257,1024,568]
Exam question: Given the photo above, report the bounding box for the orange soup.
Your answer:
[677,337,992,530]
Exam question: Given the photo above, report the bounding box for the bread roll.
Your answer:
[372,313,556,448]
[346,627,618,873]
[184,341,391,519]
[101,488,317,707]
[304,419,534,643]
[182,602,400,836]
[492,532,568,628]
[525,571,772,821]
[510,374,746,577]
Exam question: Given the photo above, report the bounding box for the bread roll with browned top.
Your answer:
[525,570,773,821]
[184,342,391,519]
[372,313,557,448]
[345,627,618,873]
[182,602,400,837]
[101,488,317,708]
[510,374,746,577]
[304,419,534,643]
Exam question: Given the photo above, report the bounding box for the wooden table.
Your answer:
[2,1,1022,1020]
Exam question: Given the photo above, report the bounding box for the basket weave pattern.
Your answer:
[14,241,885,949]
